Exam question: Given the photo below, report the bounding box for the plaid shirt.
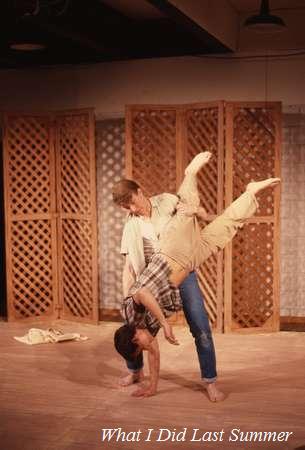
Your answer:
[121,254,181,336]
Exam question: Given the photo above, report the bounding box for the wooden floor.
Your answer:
[1,320,305,450]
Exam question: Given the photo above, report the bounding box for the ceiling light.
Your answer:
[10,42,46,51]
[244,0,286,32]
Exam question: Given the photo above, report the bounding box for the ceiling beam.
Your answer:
[146,0,238,51]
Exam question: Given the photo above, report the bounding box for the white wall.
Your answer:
[281,114,305,317]
[1,55,305,117]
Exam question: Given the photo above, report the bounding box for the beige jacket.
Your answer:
[120,193,178,278]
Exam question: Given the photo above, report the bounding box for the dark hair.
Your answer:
[112,179,140,205]
[114,324,139,360]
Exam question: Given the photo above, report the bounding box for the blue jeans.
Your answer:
[126,271,217,382]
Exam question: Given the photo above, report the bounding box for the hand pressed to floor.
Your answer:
[132,383,157,398]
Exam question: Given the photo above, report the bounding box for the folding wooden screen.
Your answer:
[55,111,98,323]
[3,114,58,321]
[126,101,281,332]
[125,106,183,325]
[125,103,224,330]
[3,109,98,323]
[224,102,281,332]
[183,103,224,331]
[125,106,179,192]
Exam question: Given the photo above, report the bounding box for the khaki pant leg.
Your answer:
[177,173,200,207]
[192,191,258,267]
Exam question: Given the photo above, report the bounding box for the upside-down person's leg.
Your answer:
[194,178,281,265]
[177,152,212,206]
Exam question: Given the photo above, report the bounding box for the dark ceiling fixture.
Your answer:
[9,0,70,52]
[244,0,286,32]
[10,42,46,51]
[13,0,70,18]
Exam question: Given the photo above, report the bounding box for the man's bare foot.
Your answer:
[204,382,226,402]
[185,151,212,175]
[246,177,280,195]
[118,370,144,387]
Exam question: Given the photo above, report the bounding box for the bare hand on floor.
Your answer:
[132,384,156,398]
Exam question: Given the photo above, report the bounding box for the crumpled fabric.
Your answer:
[14,327,88,345]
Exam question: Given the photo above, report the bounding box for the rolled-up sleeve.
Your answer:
[120,222,129,255]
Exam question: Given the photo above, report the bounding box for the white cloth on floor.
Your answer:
[14,328,88,345]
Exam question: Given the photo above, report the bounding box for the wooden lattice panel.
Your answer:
[185,104,223,215]
[126,104,224,329]
[185,103,224,331]
[231,223,275,329]
[57,114,91,214]
[10,220,54,318]
[126,102,280,333]
[6,116,52,215]
[61,220,94,318]
[96,119,126,310]
[56,110,98,323]
[225,102,281,332]
[126,106,183,321]
[126,108,177,195]
[3,114,57,320]
[233,107,276,216]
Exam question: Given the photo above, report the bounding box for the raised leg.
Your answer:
[177,152,212,206]
[193,178,281,267]
[246,178,280,195]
